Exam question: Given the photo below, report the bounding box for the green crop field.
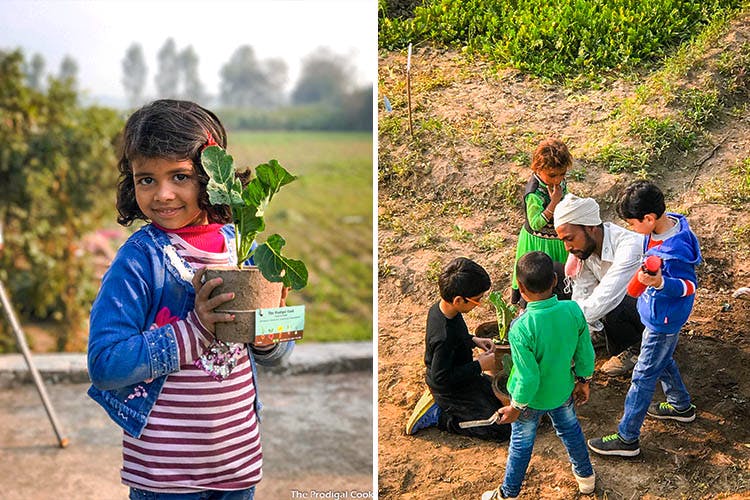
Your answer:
[380,0,743,81]
[226,131,374,342]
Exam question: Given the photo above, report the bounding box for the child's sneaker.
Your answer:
[480,486,517,500]
[587,433,640,457]
[647,402,696,422]
[405,389,441,435]
[571,465,596,494]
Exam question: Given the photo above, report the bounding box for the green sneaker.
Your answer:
[587,433,640,457]
[647,402,696,422]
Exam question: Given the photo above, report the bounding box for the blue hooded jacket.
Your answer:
[637,213,702,334]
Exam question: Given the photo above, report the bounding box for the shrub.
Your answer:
[0,50,122,351]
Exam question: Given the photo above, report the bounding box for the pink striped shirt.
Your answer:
[121,229,263,493]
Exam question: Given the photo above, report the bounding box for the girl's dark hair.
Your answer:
[531,138,572,173]
[617,180,666,221]
[116,99,233,226]
[438,257,491,302]
[516,251,555,293]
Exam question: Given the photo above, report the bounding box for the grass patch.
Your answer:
[700,157,750,208]
[495,176,520,206]
[230,131,372,342]
[476,233,507,252]
[597,143,650,174]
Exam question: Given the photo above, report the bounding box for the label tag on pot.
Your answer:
[254,305,305,346]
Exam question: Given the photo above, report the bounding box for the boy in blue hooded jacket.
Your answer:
[588,181,702,457]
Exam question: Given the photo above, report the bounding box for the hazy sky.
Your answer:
[0,0,376,103]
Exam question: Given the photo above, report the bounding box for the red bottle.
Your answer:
[626,255,663,297]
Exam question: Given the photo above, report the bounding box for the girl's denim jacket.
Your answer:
[87,224,293,438]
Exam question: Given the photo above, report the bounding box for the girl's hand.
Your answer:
[548,183,563,205]
[191,268,235,333]
[473,336,496,353]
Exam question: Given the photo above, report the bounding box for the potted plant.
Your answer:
[474,291,517,404]
[201,145,308,344]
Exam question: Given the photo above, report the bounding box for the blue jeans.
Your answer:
[618,328,691,442]
[502,396,593,498]
[129,487,255,500]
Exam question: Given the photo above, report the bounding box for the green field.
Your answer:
[226,131,373,342]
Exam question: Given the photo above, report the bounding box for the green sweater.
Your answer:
[507,295,595,410]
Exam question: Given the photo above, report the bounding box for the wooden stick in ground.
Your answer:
[689,135,728,188]
[0,280,69,448]
[407,43,413,138]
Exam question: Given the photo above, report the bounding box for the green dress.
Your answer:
[511,174,569,298]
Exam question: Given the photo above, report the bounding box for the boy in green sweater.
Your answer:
[482,251,596,500]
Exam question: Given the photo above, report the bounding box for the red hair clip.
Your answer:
[201,131,219,152]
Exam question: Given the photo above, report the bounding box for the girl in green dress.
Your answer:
[511,138,572,305]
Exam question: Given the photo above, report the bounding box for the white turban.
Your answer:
[553,194,602,228]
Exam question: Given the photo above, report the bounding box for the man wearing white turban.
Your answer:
[554,194,645,376]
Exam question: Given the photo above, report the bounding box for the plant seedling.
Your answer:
[201,145,308,290]
[488,291,517,345]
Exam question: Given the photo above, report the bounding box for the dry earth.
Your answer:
[378,14,750,500]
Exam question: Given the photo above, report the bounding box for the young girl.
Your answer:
[87,99,290,500]
[510,138,572,305]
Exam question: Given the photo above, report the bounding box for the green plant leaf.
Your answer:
[242,178,271,217]
[502,353,513,378]
[256,159,297,194]
[488,291,516,342]
[202,146,243,205]
[253,234,309,290]
[235,205,265,262]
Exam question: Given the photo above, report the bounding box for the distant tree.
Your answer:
[25,53,45,91]
[155,38,179,98]
[122,43,148,108]
[179,46,205,103]
[291,48,352,105]
[219,45,287,108]
[342,85,374,131]
[262,58,289,107]
[59,55,78,84]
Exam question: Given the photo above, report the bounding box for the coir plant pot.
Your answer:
[207,266,283,343]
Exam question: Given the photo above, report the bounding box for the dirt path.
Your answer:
[0,372,373,499]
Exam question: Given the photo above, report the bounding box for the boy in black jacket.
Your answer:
[406,257,511,442]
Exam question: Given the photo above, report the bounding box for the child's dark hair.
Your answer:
[531,138,572,173]
[516,251,555,293]
[617,180,666,221]
[116,99,233,226]
[438,257,491,302]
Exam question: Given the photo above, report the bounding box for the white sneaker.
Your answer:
[572,465,596,494]
[481,486,517,500]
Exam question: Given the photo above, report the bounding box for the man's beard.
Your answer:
[573,232,597,260]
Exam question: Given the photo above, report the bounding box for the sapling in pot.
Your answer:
[200,145,308,343]
[475,291,517,393]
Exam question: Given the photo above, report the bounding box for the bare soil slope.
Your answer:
[378,14,750,500]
